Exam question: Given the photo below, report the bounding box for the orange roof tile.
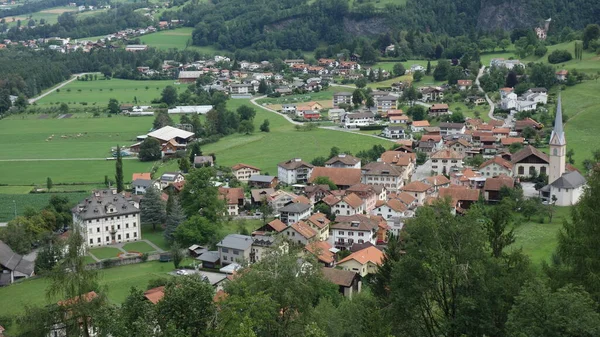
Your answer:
[402,181,431,193]
[309,167,362,187]
[291,221,317,239]
[343,193,364,209]
[267,219,287,232]
[307,212,331,229]
[480,156,513,170]
[144,286,165,304]
[412,120,430,127]
[338,246,384,266]
[132,173,151,180]
[232,163,261,171]
[305,241,335,264]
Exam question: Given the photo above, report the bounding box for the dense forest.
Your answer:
[2,3,152,40]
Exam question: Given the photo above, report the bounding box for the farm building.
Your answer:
[178,71,202,84]
[167,105,213,114]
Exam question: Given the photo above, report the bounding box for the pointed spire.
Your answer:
[550,93,566,146]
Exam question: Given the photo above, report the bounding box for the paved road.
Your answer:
[29,73,95,104]
[249,95,303,125]
[475,66,499,121]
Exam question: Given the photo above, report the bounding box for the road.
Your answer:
[249,95,303,125]
[475,66,499,121]
[28,72,94,104]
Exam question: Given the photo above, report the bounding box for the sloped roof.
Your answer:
[307,212,331,229]
[395,192,417,205]
[338,246,384,266]
[309,167,362,186]
[402,181,431,192]
[232,163,261,171]
[332,214,382,231]
[431,149,463,160]
[249,175,276,183]
[321,267,357,287]
[279,202,311,213]
[484,175,515,191]
[267,219,287,232]
[325,154,361,166]
[380,151,415,167]
[217,234,253,250]
[132,172,151,181]
[322,194,341,206]
[144,286,165,304]
[438,187,480,205]
[386,198,407,212]
[425,175,451,186]
[501,137,525,146]
[305,241,335,264]
[362,162,404,176]
[290,221,317,239]
[219,187,244,205]
[412,120,430,127]
[0,240,34,276]
[511,145,549,164]
[550,170,586,189]
[343,193,364,209]
[278,158,314,170]
[480,156,513,170]
[147,126,194,142]
[251,188,275,202]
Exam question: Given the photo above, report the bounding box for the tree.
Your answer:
[507,280,600,337]
[484,199,516,258]
[188,142,202,164]
[566,148,575,164]
[259,119,270,132]
[311,156,327,167]
[139,138,162,162]
[371,233,402,301]
[365,95,375,108]
[258,79,268,94]
[171,243,184,269]
[161,85,178,106]
[178,157,191,173]
[99,65,112,79]
[393,63,406,76]
[509,142,524,153]
[156,274,216,336]
[520,197,541,221]
[174,215,220,246]
[575,41,584,61]
[425,60,431,75]
[412,70,424,82]
[433,60,450,81]
[402,85,418,105]
[583,24,600,49]
[529,63,556,89]
[498,39,510,51]
[355,77,367,89]
[140,185,166,231]
[548,50,573,64]
[153,111,174,129]
[534,44,548,57]
[351,89,364,106]
[46,177,53,190]
[258,198,274,225]
[180,167,225,222]
[107,98,120,114]
[311,176,338,190]
[505,71,518,88]
[59,102,69,114]
[34,238,64,274]
[407,105,425,121]
[114,288,157,337]
[415,151,427,165]
[237,105,256,121]
[164,197,185,244]
[238,120,255,134]
[115,145,124,193]
[521,126,536,139]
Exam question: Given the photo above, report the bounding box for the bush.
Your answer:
[547,50,572,64]
[534,45,548,57]
[358,125,386,131]
[141,253,149,262]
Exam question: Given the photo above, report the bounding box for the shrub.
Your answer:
[534,45,548,57]
[548,50,572,64]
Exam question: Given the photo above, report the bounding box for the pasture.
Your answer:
[257,86,354,110]
[141,27,194,50]
[34,78,182,108]
[2,6,105,27]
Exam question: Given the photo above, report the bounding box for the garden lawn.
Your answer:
[510,206,571,265]
[89,247,122,260]
[123,241,157,253]
[34,78,181,108]
[0,261,174,318]
[142,224,170,251]
[220,219,264,237]
[448,101,490,122]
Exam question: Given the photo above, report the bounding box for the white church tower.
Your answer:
[548,93,566,184]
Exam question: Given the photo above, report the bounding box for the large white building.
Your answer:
[72,189,141,248]
[277,158,314,185]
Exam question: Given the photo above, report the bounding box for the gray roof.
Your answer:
[72,189,140,221]
[550,170,586,189]
[248,175,276,183]
[194,156,214,165]
[334,92,352,96]
[279,202,311,213]
[0,240,34,276]
[378,95,398,101]
[550,93,566,146]
[346,112,375,119]
[197,251,220,263]
[385,126,406,131]
[217,234,253,250]
[132,179,153,188]
[278,158,314,170]
[439,122,465,129]
[161,172,181,182]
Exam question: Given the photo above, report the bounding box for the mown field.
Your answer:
[141,27,228,55]
[0,192,89,221]
[2,5,106,27]
[34,77,182,108]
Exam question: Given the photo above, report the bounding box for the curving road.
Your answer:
[29,73,95,104]
[475,66,499,121]
[249,95,303,125]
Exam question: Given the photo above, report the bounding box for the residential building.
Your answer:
[511,145,549,178]
[556,69,568,81]
[448,138,472,157]
[382,126,408,139]
[217,234,253,266]
[269,190,299,213]
[328,108,345,122]
[411,120,430,132]
[250,235,285,263]
[132,179,157,195]
[178,71,201,84]
[72,189,141,247]
[361,162,405,192]
[281,104,297,114]
[325,154,361,169]
[330,215,383,250]
[342,112,375,128]
[401,181,432,205]
[232,163,261,182]
[484,175,514,201]
[457,79,473,90]
[429,103,450,117]
[282,221,317,245]
[321,268,361,298]
[305,241,336,267]
[337,246,384,277]
[278,158,314,185]
[219,187,245,216]
[159,172,185,189]
[229,83,253,94]
[330,193,365,216]
[346,183,378,212]
[438,187,480,213]
[480,156,513,177]
[253,219,287,236]
[0,240,34,285]
[248,175,278,189]
[305,212,331,240]
[193,155,214,167]
[439,122,466,136]
[279,202,312,225]
[376,95,398,114]
[309,167,362,190]
[430,149,464,175]
[333,92,352,106]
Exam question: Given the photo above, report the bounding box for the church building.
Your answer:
[540,94,586,206]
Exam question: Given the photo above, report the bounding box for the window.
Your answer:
[541,167,547,175]
[358,232,364,237]
[125,215,129,218]
[105,226,108,231]
[97,227,100,233]
[97,238,101,243]
[518,166,524,175]
[126,233,130,239]
[339,231,344,235]
[117,216,120,219]
[222,248,229,253]
[134,232,137,238]
[133,222,136,227]
[529,166,536,176]
[223,256,227,261]
[96,219,99,222]
[233,250,239,255]
[89,239,93,244]
[348,232,353,236]
[117,225,120,230]
[126,223,129,229]
[117,235,121,240]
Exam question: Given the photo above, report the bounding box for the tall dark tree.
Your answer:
[140,185,166,231]
[180,167,225,222]
[107,98,120,114]
[505,71,518,88]
[237,105,256,121]
[164,197,185,244]
[138,138,161,162]
[115,145,124,193]
[161,85,178,106]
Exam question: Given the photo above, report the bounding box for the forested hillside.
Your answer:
[158,0,600,52]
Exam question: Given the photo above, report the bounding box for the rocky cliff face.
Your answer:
[476,0,537,31]
[343,17,391,36]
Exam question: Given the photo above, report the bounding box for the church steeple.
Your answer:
[550,93,566,146]
[548,93,566,183]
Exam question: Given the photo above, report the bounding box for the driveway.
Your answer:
[249,95,303,125]
[29,73,95,104]
[475,66,499,121]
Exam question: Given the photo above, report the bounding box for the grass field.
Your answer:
[511,206,571,264]
[89,247,122,260]
[141,27,194,50]
[141,224,170,251]
[0,186,33,194]
[257,86,353,110]
[123,241,156,253]
[34,78,182,108]
[0,261,174,318]
[0,192,89,221]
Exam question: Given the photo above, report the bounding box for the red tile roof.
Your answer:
[338,246,384,266]
[144,286,165,304]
